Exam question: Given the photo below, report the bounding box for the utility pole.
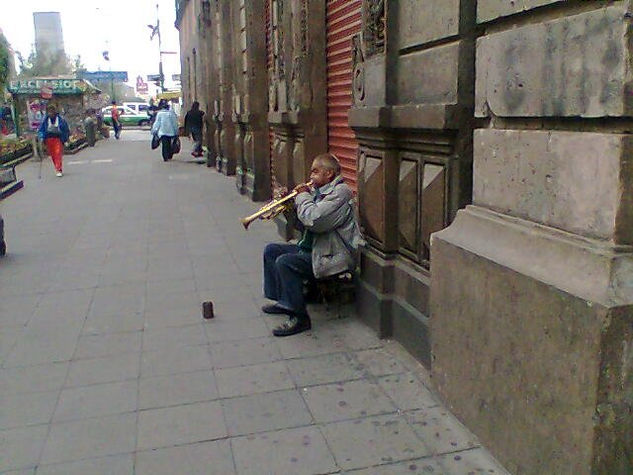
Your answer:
[149,3,165,92]
[157,3,165,92]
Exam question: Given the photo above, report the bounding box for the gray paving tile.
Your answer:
[215,361,294,398]
[317,318,384,351]
[209,336,282,369]
[48,268,101,291]
[135,440,235,475]
[222,389,312,436]
[301,379,396,423]
[88,285,145,319]
[40,413,136,465]
[137,400,227,450]
[66,352,140,387]
[286,352,367,387]
[139,370,218,409]
[321,414,427,470]
[32,289,94,321]
[36,453,134,475]
[275,329,349,359]
[0,294,39,327]
[354,347,408,377]
[82,312,144,335]
[141,323,207,351]
[145,278,197,296]
[53,380,138,422]
[0,425,48,472]
[4,331,78,367]
[346,449,510,474]
[204,318,270,342]
[0,390,59,429]
[231,426,337,475]
[404,406,480,456]
[74,331,142,360]
[376,372,440,411]
[0,362,68,395]
[141,345,211,377]
[143,306,201,329]
[144,291,199,313]
[0,326,23,364]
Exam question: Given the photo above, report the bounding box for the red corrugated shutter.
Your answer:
[326,0,362,191]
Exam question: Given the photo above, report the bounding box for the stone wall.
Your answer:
[431,1,633,473]
[350,0,476,367]
[177,2,633,471]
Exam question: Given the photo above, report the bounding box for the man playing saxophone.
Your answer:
[262,153,362,336]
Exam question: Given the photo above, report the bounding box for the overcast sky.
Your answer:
[1,0,181,93]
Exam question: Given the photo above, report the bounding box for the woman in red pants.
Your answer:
[37,104,70,177]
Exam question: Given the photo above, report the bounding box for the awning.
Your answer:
[157,91,181,100]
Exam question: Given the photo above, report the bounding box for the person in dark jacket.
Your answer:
[184,101,205,157]
[37,104,70,177]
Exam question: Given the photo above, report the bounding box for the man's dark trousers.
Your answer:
[263,243,314,316]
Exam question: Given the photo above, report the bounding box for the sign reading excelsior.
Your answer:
[8,78,99,95]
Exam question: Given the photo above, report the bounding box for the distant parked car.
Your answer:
[0,214,5,256]
[102,106,150,127]
[123,102,150,114]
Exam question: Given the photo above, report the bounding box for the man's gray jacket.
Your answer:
[295,176,363,279]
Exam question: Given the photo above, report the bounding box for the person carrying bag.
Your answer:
[150,100,179,161]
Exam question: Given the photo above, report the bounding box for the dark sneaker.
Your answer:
[272,315,311,337]
[261,303,292,315]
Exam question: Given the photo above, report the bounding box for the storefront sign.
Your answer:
[79,71,128,82]
[8,78,96,95]
[136,75,148,94]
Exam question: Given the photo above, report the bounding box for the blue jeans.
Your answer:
[263,243,314,316]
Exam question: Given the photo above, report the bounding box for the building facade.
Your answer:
[33,12,65,58]
[176,1,632,473]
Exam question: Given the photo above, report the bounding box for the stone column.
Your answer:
[268,0,327,238]
[216,0,236,175]
[200,0,218,165]
[431,2,633,473]
[232,0,271,201]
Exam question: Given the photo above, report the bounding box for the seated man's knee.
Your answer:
[264,243,282,261]
[275,253,296,271]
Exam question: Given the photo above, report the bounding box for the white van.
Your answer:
[123,102,150,115]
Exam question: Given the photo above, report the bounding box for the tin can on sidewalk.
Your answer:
[202,301,214,319]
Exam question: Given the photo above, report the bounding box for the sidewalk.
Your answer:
[0,131,508,474]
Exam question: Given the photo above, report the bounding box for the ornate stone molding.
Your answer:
[352,34,365,104]
[363,0,385,57]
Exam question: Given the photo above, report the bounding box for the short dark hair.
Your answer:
[46,104,57,112]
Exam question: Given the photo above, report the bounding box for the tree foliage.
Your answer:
[0,32,10,89]
[16,41,85,78]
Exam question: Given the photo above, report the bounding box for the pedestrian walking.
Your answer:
[151,100,179,161]
[37,104,70,177]
[111,100,122,139]
[184,101,205,157]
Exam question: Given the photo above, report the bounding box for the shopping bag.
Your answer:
[172,136,181,154]
[151,134,160,150]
